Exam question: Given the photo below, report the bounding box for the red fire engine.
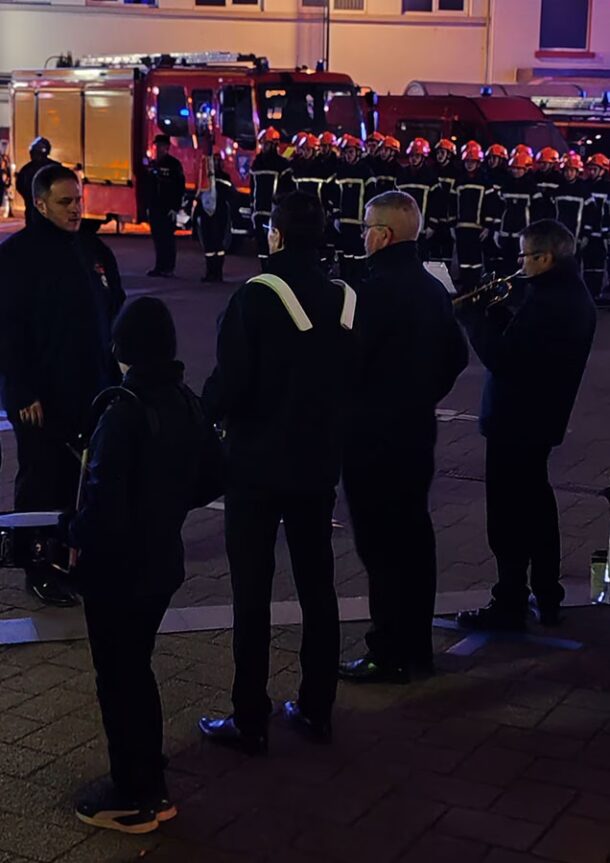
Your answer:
[10,52,363,230]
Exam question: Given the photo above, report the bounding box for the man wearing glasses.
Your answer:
[457,219,596,631]
[339,190,468,684]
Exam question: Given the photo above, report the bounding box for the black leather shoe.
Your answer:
[456,603,526,632]
[338,656,410,684]
[198,715,267,755]
[26,573,80,608]
[146,268,162,277]
[283,701,332,743]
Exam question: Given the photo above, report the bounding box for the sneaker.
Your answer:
[456,602,526,632]
[75,785,158,834]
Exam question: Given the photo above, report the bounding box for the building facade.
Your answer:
[0,0,608,122]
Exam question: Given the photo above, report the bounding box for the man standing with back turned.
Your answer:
[339,191,468,684]
[0,164,124,606]
[457,220,595,630]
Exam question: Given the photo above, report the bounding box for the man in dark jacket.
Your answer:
[145,134,185,277]
[193,153,234,283]
[339,191,468,684]
[15,137,59,226]
[66,298,204,834]
[198,192,355,750]
[0,164,124,606]
[457,220,596,630]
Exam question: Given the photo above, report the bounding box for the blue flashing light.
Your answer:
[179,108,190,117]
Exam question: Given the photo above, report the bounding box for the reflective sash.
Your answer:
[246,274,356,332]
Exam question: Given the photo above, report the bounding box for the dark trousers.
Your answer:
[486,438,563,613]
[497,235,520,278]
[583,237,607,298]
[343,450,436,669]
[12,420,80,512]
[149,210,177,273]
[455,226,484,292]
[225,487,339,733]
[429,225,454,267]
[253,215,270,268]
[84,593,172,801]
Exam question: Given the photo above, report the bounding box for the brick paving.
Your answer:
[1,231,610,860]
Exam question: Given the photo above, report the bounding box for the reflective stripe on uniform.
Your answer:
[331,279,357,331]
[246,274,313,331]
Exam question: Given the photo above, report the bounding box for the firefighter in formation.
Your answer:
[248,129,610,299]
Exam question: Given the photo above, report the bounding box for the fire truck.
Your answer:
[10,52,364,229]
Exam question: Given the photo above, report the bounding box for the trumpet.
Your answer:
[453,270,522,310]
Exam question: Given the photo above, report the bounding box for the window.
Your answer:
[193,89,215,139]
[87,0,157,6]
[402,0,465,11]
[195,0,226,6]
[334,0,364,9]
[540,0,589,50]
[257,84,361,140]
[220,85,255,149]
[302,0,326,6]
[487,121,567,155]
[157,86,189,137]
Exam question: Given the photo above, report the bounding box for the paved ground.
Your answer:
[2,228,610,861]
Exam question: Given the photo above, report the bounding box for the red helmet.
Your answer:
[486,143,509,161]
[257,127,280,144]
[510,144,534,159]
[509,152,534,170]
[297,133,320,150]
[587,152,610,171]
[435,138,457,155]
[366,131,385,144]
[407,137,431,157]
[318,131,337,146]
[340,134,364,151]
[535,147,560,165]
[383,136,401,153]
[461,140,484,162]
[561,151,584,171]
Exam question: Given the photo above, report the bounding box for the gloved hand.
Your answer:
[480,228,490,242]
[424,227,435,240]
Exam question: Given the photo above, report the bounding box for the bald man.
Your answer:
[339,191,468,684]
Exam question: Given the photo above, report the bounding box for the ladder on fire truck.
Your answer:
[78,52,269,70]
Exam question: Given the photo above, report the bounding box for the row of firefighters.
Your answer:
[241,128,610,299]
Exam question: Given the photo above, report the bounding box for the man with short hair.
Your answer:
[145,134,185,277]
[457,219,596,630]
[0,164,124,606]
[339,191,468,684]
[198,192,355,749]
[15,137,59,226]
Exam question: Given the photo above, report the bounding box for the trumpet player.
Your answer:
[457,220,596,631]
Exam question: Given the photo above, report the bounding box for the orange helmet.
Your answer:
[436,138,457,155]
[340,134,364,151]
[318,131,337,146]
[486,143,509,160]
[257,126,280,144]
[383,136,401,153]
[510,144,534,159]
[461,140,484,162]
[407,137,431,157]
[587,152,610,171]
[297,133,320,150]
[366,131,385,144]
[535,147,560,165]
[561,151,584,171]
[509,152,534,170]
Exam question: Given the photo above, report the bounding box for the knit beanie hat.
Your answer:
[112,297,177,366]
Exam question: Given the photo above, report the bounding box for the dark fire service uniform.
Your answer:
[494,172,537,277]
[288,156,338,269]
[372,156,401,196]
[193,164,234,282]
[342,241,468,676]
[334,159,375,282]
[146,152,185,275]
[582,176,610,299]
[458,256,595,621]
[201,247,355,738]
[430,159,458,268]
[398,163,441,261]
[249,149,291,269]
[0,210,124,595]
[554,176,590,248]
[450,166,496,292]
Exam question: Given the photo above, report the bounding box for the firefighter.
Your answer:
[317,132,340,270]
[555,152,589,249]
[582,153,610,300]
[533,147,562,221]
[510,144,534,160]
[287,133,324,197]
[373,136,402,195]
[318,131,339,172]
[398,137,441,261]
[485,144,509,189]
[145,134,185,278]
[430,138,458,269]
[193,153,234,283]
[250,127,291,271]
[15,137,60,227]
[494,151,536,276]
[449,140,495,292]
[334,135,374,282]
[362,131,385,178]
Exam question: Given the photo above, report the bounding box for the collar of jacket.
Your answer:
[29,208,79,245]
[367,240,419,274]
[266,247,322,276]
[123,360,185,390]
[528,256,582,290]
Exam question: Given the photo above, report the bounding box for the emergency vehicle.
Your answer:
[528,95,610,159]
[369,93,567,156]
[10,52,363,229]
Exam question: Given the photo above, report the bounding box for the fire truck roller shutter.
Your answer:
[84,90,132,184]
[37,88,82,169]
